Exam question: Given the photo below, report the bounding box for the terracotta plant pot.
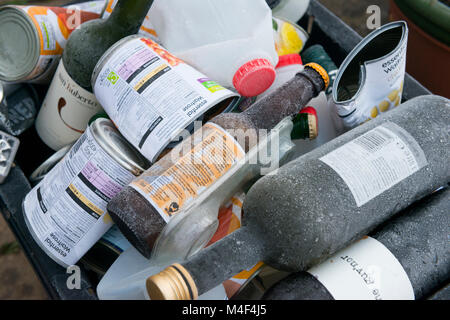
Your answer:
[390,0,450,98]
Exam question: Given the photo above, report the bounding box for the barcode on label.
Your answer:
[354,129,393,152]
[70,132,87,157]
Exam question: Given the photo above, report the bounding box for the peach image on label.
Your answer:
[371,107,379,118]
[379,100,390,113]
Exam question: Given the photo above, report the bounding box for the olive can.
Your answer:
[23,118,150,267]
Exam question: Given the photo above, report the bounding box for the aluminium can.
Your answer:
[22,118,150,267]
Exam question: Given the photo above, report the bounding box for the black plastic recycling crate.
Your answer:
[0,0,433,300]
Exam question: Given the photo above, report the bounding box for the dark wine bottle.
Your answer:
[107,63,328,258]
[146,95,450,299]
[63,0,154,90]
[262,188,450,300]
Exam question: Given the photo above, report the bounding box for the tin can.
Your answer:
[0,5,100,83]
[0,82,39,136]
[92,35,239,162]
[23,118,150,267]
[29,142,73,186]
[65,0,107,15]
[330,21,408,131]
[272,16,309,56]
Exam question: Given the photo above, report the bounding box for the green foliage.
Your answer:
[0,241,21,256]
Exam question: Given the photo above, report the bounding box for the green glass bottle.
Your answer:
[63,0,154,90]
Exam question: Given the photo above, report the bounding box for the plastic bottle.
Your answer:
[145,95,450,300]
[262,188,450,300]
[147,0,279,97]
[272,0,311,23]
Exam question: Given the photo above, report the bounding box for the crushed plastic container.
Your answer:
[148,0,279,97]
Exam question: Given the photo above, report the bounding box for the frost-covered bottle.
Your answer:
[35,0,154,150]
[107,63,329,258]
[262,188,450,300]
[145,95,450,300]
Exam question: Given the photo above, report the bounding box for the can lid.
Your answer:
[90,118,150,175]
[276,54,303,69]
[0,7,40,81]
[304,62,330,90]
[232,59,276,97]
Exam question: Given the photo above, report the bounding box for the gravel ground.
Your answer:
[0,0,390,300]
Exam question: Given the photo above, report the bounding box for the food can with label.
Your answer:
[330,21,408,131]
[65,0,107,16]
[0,5,100,83]
[92,35,239,163]
[22,118,150,267]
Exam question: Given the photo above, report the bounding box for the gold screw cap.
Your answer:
[146,264,198,300]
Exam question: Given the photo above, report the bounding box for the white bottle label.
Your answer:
[23,126,134,267]
[307,236,415,300]
[320,122,427,207]
[35,60,103,150]
[93,37,237,162]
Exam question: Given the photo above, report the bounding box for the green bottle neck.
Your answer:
[62,0,154,90]
[291,113,312,140]
[105,0,153,35]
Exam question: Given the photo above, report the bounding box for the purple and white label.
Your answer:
[23,126,135,266]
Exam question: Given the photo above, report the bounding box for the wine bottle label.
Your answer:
[307,236,415,300]
[93,36,238,162]
[130,122,245,223]
[23,126,135,267]
[15,6,100,82]
[320,122,427,207]
[35,60,103,150]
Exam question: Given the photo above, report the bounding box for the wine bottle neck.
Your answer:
[146,227,265,299]
[106,0,153,35]
[242,66,327,131]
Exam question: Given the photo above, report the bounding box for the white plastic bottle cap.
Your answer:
[232,58,276,97]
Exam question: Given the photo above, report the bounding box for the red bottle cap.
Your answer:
[300,106,318,139]
[276,53,303,69]
[232,58,276,97]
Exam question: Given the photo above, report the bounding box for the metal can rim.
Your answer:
[90,117,150,176]
[0,6,41,82]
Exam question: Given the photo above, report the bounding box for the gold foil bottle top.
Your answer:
[304,62,330,91]
[146,264,198,300]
